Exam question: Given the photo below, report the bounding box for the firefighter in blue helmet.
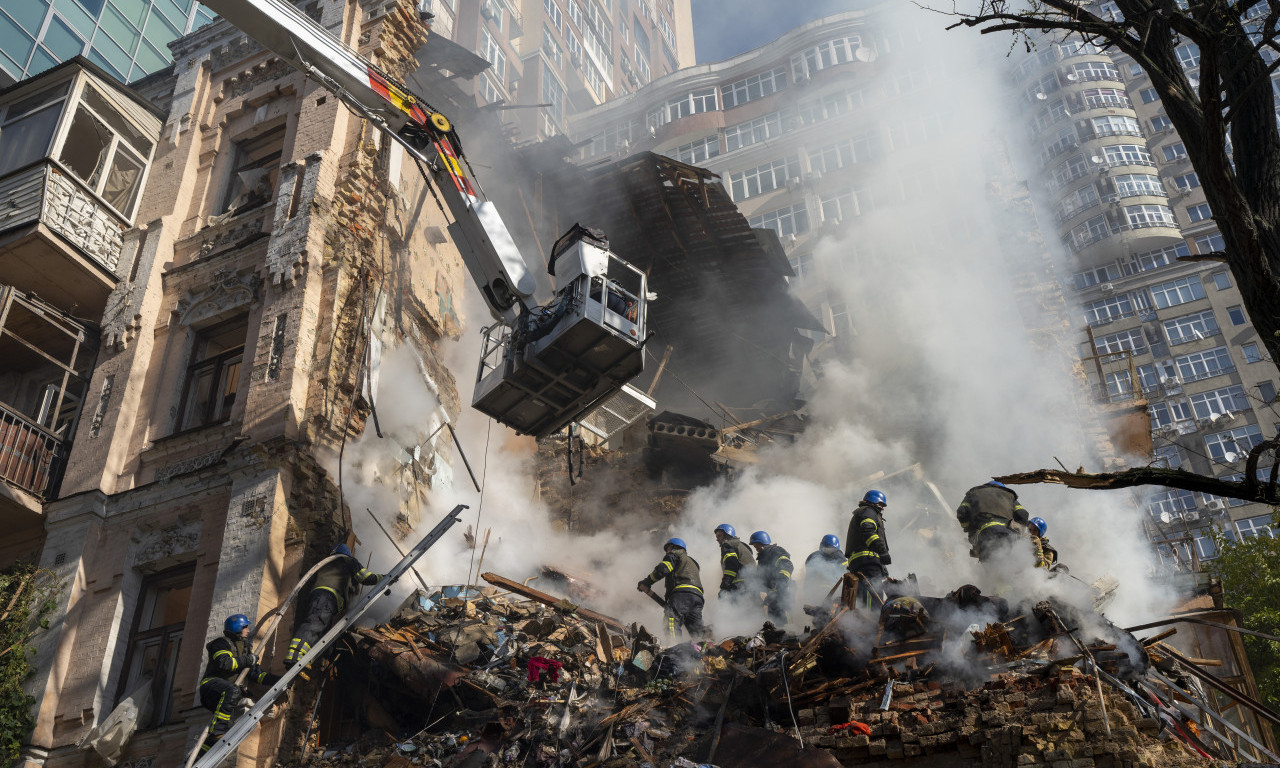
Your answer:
[713,523,755,597]
[845,490,891,608]
[198,614,280,756]
[284,543,383,668]
[803,534,848,604]
[1028,516,1062,570]
[638,537,706,640]
[956,481,1031,562]
[750,530,794,624]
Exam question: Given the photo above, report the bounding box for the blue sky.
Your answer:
[690,0,862,63]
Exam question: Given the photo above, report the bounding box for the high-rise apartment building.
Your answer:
[0,0,214,86]
[566,9,927,349]
[1012,26,1278,568]
[426,0,693,142]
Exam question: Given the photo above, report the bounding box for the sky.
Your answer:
[691,0,869,63]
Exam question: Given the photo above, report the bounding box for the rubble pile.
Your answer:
[277,573,1256,768]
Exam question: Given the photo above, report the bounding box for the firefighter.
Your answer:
[955,480,1031,562]
[284,543,383,668]
[749,530,794,624]
[713,523,755,597]
[637,537,706,640]
[845,490,891,608]
[803,534,848,604]
[198,614,280,757]
[1028,517,1062,571]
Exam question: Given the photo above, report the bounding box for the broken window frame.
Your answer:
[53,82,154,220]
[114,563,195,729]
[176,316,248,432]
[0,286,95,498]
[217,124,286,216]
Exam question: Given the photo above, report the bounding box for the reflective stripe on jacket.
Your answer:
[845,503,889,568]
[641,547,703,599]
[719,537,754,590]
[756,543,793,590]
[956,484,1029,539]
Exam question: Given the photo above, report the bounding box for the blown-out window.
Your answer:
[56,85,152,218]
[219,125,285,215]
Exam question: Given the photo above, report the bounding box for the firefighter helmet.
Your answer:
[821,534,841,549]
[224,614,251,635]
[665,537,687,551]
[713,523,736,538]
[749,530,772,547]
[1030,517,1048,537]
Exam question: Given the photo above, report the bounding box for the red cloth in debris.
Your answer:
[829,721,871,735]
[528,656,563,682]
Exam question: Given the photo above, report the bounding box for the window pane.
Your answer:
[58,106,111,187]
[0,103,60,176]
[1,0,49,36]
[133,37,168,73]
[110,0,147,26]
[99,2,140,56]
[0,11,36,70]
[26,45,57,76]
[54,0,96,37]
[44,14,85,59]
[88,31,131,78]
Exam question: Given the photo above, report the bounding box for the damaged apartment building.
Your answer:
[0,0,477,764]
[0,0,816,764]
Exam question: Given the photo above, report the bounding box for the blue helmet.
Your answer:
[749,530,772,546]
[713,523,736,538]
[1030,517,1047,537]
[987,480,1008,489]
[665,537,687,551]
[821,534,840,549]
[332,543,352,557]
[224,614,251,635]
[863,490,887,506]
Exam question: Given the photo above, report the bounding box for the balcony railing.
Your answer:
[0,401,66,501]
[1068,69,1124,84]
[0,160,126,277]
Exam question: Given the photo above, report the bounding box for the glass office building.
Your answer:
[0,0,213,86]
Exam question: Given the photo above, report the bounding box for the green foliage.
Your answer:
[0,564,59,767]
[1208,517,1280,715]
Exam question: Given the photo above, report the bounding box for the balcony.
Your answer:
[0,162,127,314]
[0,60,161,317]
[0,285,94,514]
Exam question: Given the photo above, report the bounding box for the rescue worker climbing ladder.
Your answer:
[285,543,383,668]
[638,537,706,640]
[199,614,280,757]
[845,490,891,609]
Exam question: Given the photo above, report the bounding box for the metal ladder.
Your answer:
[192,504,467,767]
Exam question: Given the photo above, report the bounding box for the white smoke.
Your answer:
[332,0,1176,640]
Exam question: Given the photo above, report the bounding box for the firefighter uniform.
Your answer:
[718,535,755,596]
[803,543,847,604]
[755,543,795,624]
[845,502,890,608]
[1032,534,1060,570]
[638,543,706,640]
[285,553,382,667]
[198,633,279,755]
[955,482,1030,562]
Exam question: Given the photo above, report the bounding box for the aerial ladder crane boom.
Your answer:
[202,0,654,438]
